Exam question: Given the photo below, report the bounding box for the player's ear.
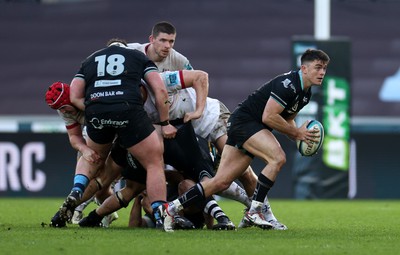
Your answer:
[300,64,308,74]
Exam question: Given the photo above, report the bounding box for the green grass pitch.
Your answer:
[0,198,399,255]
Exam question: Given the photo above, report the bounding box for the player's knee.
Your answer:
[178,179,196,195]
[272,150,286,169]
[115,191,130,208]
[95,177,103,190]
[214,179,231,193]
[241,168,257,181]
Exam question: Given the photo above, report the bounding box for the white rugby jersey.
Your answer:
[128,42,220,139]
[57,109,85,130]
[127,43,191,71]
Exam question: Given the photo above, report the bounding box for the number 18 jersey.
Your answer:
[74,45,159,108]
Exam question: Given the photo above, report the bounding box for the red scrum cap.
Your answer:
[45,81,71,109]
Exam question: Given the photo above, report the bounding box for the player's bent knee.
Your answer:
[272,151,287,168]
[95,177,103,190]
[115,191,130,208]
[178,179,196,194]
[214,179,231,193]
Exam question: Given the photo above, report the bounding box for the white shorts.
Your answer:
[208,101,230,143]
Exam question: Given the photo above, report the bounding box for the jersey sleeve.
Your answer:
[270,76,297,109]
[138,51,159,77]
[57,110,81,130]
[73,61,86,80]
[160,71,185,94]
[127,43,143,51]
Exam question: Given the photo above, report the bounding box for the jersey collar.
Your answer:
[298,70,305,91]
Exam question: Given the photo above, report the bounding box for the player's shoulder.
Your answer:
[84,47,107,61]
[168,49,193,70]
[269,70,302,98]
[278,70,298,80]
[127,42,147,53]
[170,48,186,58]
[57,110,84,125]
[272,70,300,86]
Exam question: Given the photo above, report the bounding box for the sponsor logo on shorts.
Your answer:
[127,154,139,169]
[89,117,129,129]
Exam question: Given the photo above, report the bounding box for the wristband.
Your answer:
[157,120,170,126]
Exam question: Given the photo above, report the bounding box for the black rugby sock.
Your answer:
[252,174,274,203]
[178,183,206,208]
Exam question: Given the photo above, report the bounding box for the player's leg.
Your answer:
[128,130,166,202]
[166,121,247,208]
[214,133,256,198]
[163,145,251,226]
[262,196,288,230]
[79,179,146,227]
[239,129,286,229]
[72,157,121,225]
[80,142,148,228]
[50,135,112,227]
[178,179,235,230]
[62,139,111,214]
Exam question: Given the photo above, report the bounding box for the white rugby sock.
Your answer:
[249,200,263,213]
[263,196,277,221]
[218,182,251,207]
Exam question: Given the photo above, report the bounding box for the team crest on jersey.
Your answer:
[282,79,291,88]
[282,78,296,93]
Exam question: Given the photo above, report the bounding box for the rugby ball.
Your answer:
[296,120,324,156]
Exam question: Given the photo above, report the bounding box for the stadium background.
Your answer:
[0,0,399,198]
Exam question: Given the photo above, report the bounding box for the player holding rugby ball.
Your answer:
[159,49,330,232]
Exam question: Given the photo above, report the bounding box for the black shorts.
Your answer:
[121,164,147,184]
[85,103,155,148]
[163,122,215,182]
[226,108,271,156]
[110,140,147,184]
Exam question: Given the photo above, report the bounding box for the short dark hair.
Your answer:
[152,21,176,37]
[107,38,128,47]
[301,49,330,64]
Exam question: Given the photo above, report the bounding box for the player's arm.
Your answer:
[144,71,177,138]
[181,70,209,122]
[70,77,86,111]
[67,125,100,164]
[285,114,298,130]
[262,98,311,141]
[129,194,144,228]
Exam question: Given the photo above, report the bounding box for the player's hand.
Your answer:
[183,111,202,123]
[81,147,101,164]
[297,121,320,146]
[162,124,177,139]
